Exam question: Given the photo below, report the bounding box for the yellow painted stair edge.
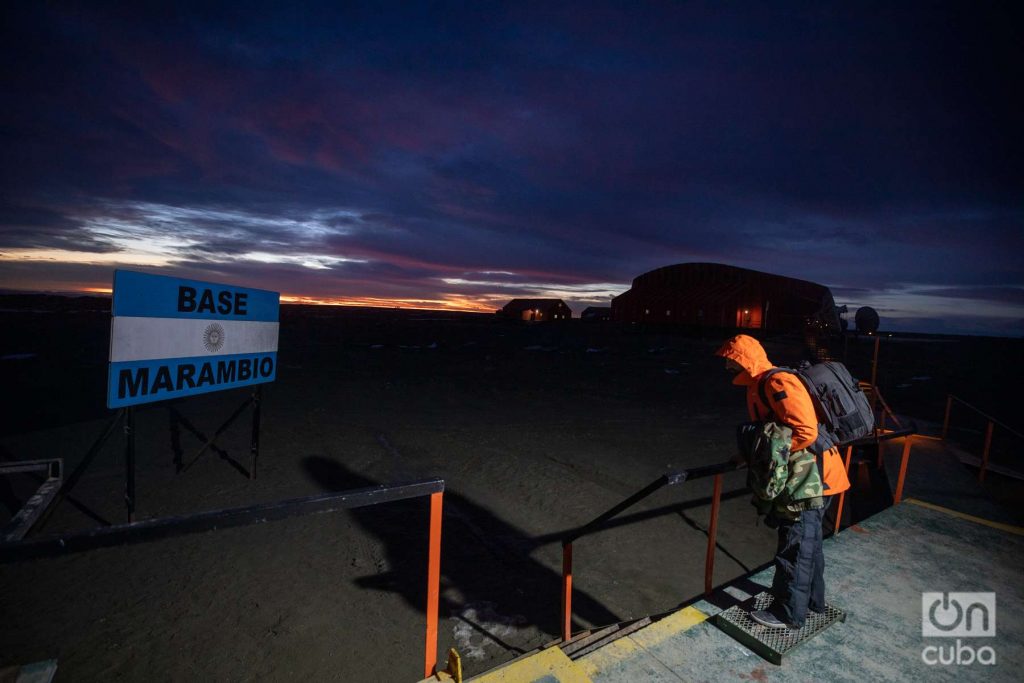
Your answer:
[448,606,709,683]
[467,646,593,682]
[902,498,1024,536]
[576,606,709,678]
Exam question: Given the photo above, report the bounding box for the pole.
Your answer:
[704,474,723,597]
[561,543,573,642]
[250,386,263,480]
[125,407,136,524]
[979,422,994,483]
[893,437,913,504]
[869,335,880,412]
[424,492,443,679]
[833,446,854,535]
[941,395,953,441]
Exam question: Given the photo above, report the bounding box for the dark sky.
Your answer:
[1,2,1022,335]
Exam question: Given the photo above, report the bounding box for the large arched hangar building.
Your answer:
[611,263,841,333]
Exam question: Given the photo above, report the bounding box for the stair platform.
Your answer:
[448,499,1024,682]
[714,592,846,665]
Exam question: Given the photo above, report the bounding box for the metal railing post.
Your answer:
[869,336,880,412]
[424,491,443,679]
[833,446,854,535]
[980,422,994,483]
[704,474,723,596]
[561,543,573,642]
[249,386,262,480]
[125,407,136,524]
[941,394,953,440]
[893,437,913,504]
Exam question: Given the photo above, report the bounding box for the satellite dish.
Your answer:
[855,306,880,335]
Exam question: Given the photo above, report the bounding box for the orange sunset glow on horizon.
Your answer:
[3,283,499,315]
[279,294,497,313]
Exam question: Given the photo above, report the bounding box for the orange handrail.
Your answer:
[832,430,916,530]
[858,381,901,432]
[941,394,1023,482]
[892,436,914,504]
[943,394,1024,439]
[0,478,446,681]
[559,429,915,642]
[832,445,854,534]
[561,544,573,642]
[704,474,723,596]
[559,461,742,642]
[424,491,444,678]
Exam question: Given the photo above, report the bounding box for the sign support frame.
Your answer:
[34,409,126,532]
[173,389,262,477]
[36,386,265,530]
[249,385,262,480]
[125,406,135,523]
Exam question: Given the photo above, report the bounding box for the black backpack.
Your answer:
[758,361,875,455]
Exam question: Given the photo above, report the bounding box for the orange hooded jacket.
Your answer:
[716,334,850,496]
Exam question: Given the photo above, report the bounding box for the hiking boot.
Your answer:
[750,610,788,629]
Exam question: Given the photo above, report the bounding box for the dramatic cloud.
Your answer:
[0,2,1021,334]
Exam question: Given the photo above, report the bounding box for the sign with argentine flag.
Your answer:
[107,270,279,408]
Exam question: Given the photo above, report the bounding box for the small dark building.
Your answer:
[612,263,840,333]
[500,298,572,321]
[581,306,612,321]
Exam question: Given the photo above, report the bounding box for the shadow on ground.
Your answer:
[303,455,622,647]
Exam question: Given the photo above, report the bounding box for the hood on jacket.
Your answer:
[715,334,773,385]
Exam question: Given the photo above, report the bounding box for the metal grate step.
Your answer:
[714,592,846,665]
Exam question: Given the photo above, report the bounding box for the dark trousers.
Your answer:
[770,496,833,627]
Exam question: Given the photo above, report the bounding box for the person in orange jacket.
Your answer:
[716,334,850,629]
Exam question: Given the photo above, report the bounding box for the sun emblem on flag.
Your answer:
[203,323,225,352]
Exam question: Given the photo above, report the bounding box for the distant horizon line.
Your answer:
[0,286,500,314]
[1,287,1020,341]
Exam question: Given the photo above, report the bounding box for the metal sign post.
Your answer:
[101,270,280,522]
[250,385,262,480]
[125,407,135,522]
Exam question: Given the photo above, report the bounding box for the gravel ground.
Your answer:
[1,304,1019,681]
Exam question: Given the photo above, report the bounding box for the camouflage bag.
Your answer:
[737,421,824,520]
[784,450,825,507]
[737,421,793,502]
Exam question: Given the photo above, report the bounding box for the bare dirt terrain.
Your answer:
[1,301,1020,681]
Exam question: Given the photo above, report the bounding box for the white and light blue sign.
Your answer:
[108,270,280,408]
